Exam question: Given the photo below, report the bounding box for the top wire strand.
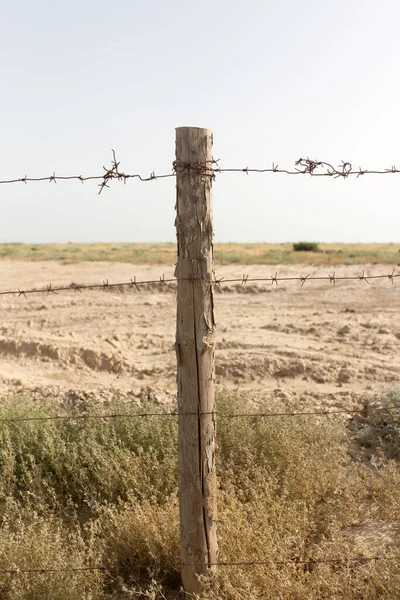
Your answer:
[1,153,400,194]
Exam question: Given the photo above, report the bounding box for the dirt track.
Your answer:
[0,260,399,410]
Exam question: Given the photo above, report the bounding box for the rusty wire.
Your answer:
[0,150,174,195]
[2,154,400,194]
[214,269,400,287]
[211,158,400,179]
[0,275,176,297]
[0,269,399,298]
[0,402,399,424]
[0,553,398,577]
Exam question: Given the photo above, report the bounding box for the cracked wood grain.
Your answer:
[175,127,218,595]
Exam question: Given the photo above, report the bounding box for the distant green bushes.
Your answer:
[292,241,320,252]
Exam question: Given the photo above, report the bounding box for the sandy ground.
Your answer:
[0,260,399,411]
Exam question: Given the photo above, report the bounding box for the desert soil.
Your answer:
[0,260,399,411]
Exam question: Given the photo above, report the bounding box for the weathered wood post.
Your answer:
[175,127,218,595]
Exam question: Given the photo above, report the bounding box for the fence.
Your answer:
[1,126,400,596]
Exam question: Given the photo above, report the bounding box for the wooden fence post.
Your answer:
[175,126,218,595]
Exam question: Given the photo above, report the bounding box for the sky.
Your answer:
[1,0,400,244]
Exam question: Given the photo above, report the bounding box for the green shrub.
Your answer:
[0,395,178,518]
[1,391,400,599]
[96,392,400,599]
[98,498,181,589]
[0,505,103,600]
[292,241,320,252]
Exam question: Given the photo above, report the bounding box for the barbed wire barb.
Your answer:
[46,284,57,296]
[300,274,310,287]
[131,276,140,291]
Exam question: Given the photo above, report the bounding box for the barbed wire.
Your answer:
[212,158,400,179]
[1,553,398,577]
[0,269,399,299]
[2,153,400,194]
[0,402,398,424]
[0,150,174,195]
[215,270,400,287]
[0,275,177,298]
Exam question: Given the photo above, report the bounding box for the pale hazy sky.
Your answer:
[1,0,400,243]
